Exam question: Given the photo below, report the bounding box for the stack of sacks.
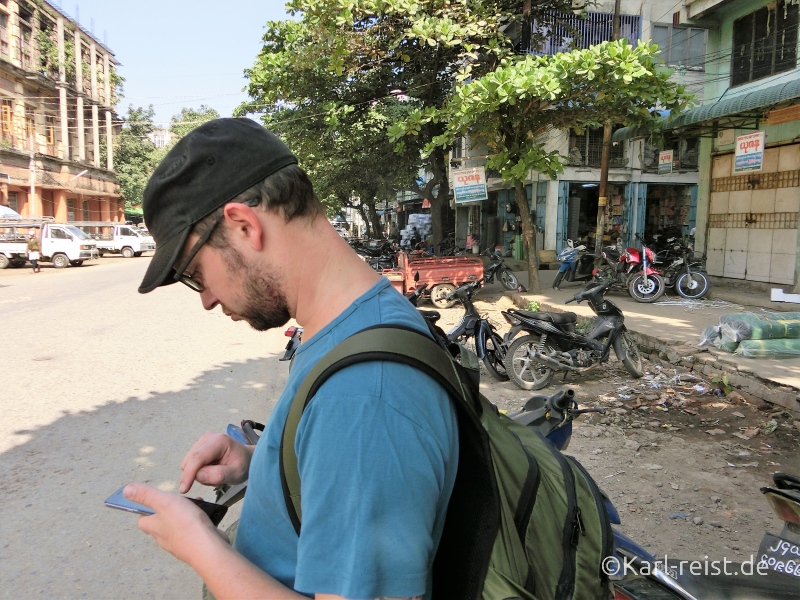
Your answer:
[700,312,800,358]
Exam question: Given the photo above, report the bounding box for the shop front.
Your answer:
[556,181,626,251]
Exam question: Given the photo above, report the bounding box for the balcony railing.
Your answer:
[530,11,642,55]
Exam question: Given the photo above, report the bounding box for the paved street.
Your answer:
[0,257,289,598]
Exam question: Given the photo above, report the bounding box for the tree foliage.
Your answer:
[114,105,157,211]
[400,39,694,291]
[169,105,220,140]
[239,0,581,244]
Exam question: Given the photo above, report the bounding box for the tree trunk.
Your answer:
[515,180,540,293]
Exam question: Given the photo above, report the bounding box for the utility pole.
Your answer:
[594,0,621,263]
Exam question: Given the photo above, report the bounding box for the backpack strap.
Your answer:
[279,325,480,535]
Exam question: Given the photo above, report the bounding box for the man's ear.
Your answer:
[222,203,264,251]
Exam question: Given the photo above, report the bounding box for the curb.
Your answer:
[509,293,800,414]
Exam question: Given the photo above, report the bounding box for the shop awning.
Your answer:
[612,78,800,141]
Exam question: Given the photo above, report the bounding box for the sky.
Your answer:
[50,0,292,126]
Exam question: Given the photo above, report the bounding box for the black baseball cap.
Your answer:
[138,118,298,294]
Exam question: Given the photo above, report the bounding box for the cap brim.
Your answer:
[138,228,191,294]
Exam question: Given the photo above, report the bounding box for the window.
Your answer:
[7,191,18,211]
[50,227,70,239]
[652,24,706,70]
[46,115,56,146]
[1,98,12,133]
[82,201,90,221]
[24,106,34,145]
[732,0,798,86]
[567,127,626,168]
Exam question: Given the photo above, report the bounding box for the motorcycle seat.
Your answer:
[514,310,578,325]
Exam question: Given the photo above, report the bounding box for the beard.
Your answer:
[222,245,291,332]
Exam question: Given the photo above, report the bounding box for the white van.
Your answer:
[0,220,98,269]
[72,222,156,258]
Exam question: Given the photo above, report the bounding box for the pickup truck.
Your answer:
[383,250,484,308]
[72,222,156,258]
[0,219,98,268]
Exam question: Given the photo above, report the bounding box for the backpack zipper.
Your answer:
[544,441,578,600]
[568,456,614,584]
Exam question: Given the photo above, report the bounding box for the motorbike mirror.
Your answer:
[413,271,420,282]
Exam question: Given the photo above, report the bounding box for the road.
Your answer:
[0,257,289,599]
[1,257,797,598]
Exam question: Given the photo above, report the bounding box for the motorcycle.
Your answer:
[501,279,643,390]
[482,249,523,291]
[351,240,398,272]
[652,236,711,300]
[553,239,595,290]
[595,235,666,303]
[509,389,800,599]
[437,278,509,381]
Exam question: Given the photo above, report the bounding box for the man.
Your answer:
[125,118,458,599]
[26,229,41,273]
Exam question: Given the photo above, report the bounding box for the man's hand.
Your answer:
[179,432,254,494]
[124,484,228,566]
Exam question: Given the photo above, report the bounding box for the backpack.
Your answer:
[280,325,613,600]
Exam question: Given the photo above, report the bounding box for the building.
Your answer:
[663,0,799,293]
[0,0,121,223]
[452,1,706,260]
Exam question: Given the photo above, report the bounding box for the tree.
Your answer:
[417,40,693,292]
[237,17,424,237]
[114,105,157,211]
[240,0,580,249]
[169,105,220,140]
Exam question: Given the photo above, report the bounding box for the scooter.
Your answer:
[595,235,666,303]
[553,239,595,290]
[501,279,643,390]
[483,249,523,291]
[438,278,509,381]
[652,236,711,300]
[509,389,800,599]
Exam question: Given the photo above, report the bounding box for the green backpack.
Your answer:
[280,326,613,600]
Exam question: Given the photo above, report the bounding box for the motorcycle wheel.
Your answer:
[552,270,566,290]
[503,334,556,390]
[627,273,666,303]
[613,331,643,378]
[675,270,710,299]
[430,283,457,309]
[499,268,519,291]
[482,332,509,381]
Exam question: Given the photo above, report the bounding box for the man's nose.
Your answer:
[200,289,218,311]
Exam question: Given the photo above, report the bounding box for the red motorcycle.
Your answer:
[594,234,666,303]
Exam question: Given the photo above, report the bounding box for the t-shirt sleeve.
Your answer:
[291,363,455,599]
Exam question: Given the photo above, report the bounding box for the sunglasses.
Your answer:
[173,199,260,292]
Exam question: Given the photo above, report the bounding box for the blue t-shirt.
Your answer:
[234,278,459,599]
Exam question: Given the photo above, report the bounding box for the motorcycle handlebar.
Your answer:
[550,389,575,412]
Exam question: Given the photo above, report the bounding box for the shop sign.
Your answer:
[658,150,673,175]
[734,131,765,173]
[452,167,488,204]
[375,201,387,210]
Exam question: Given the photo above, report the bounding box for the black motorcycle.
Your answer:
[501,279,643,390]
[483,249,522,291]
[651,236,711,299]
[437,278,509,381]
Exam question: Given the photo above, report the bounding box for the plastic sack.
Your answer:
[719,312,800,340]
[699,325,721,348]
[735,338,800,359]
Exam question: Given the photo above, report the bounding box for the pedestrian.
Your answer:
[126,118,457,599]
[388,220,398,241]
[26,229,40,273]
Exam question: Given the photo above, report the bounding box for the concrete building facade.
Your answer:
[668,0,800,292]
[451,0,706,262]
[0,0,120,223]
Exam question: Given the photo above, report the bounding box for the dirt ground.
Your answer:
[432,292,800,563]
